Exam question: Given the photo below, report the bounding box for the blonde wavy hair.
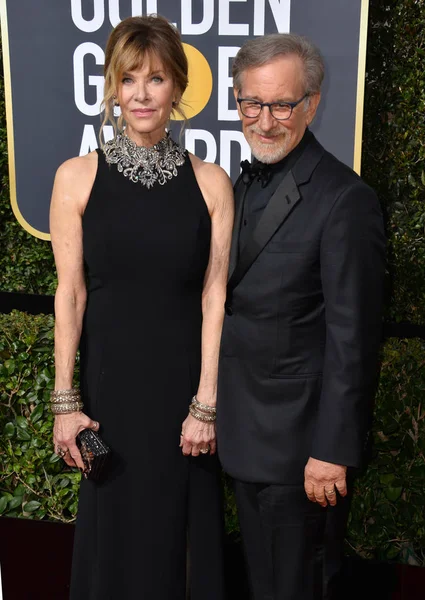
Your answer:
[100,14,188,145]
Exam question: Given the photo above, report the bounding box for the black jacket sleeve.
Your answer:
[311,181,386,467]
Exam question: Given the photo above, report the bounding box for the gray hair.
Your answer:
[232,33,325,96]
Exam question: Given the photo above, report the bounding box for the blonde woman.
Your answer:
[49,15,233,599]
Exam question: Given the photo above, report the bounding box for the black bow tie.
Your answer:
[240,159,272,188]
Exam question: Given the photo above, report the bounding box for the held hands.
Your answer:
[180,413,217,457]
[304,457,347,507]
[53,412,100,470]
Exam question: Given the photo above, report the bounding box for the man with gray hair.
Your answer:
[216,33,386,599]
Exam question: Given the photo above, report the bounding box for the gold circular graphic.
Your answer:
[172,43,213,121]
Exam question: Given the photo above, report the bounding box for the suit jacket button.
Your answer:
[225,304,233,316]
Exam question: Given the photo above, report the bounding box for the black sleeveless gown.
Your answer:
[70,144,226,599]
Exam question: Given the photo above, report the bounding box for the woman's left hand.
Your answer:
[180,413,216,457]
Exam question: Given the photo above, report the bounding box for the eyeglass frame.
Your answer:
[236,94,309,121]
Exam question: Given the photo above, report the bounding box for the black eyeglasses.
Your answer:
[237,94,308,121]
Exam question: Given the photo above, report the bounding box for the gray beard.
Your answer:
[249,129,291,164]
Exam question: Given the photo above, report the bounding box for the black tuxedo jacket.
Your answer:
[216,131,386,484]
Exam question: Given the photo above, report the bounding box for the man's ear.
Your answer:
[306,92,321,126]
[233,87,243,121]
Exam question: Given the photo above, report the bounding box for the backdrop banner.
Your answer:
[0,0,369,239]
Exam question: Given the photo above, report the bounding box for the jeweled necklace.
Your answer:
[103,131,186,189]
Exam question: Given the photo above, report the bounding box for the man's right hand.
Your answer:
[304,457,347,507]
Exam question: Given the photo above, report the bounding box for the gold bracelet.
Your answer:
[189,404,216,423]
[50,389,81,403]
[51,395,81,404]
[191,395,217,414]
[51,388,79,397]
[50,401,84,414]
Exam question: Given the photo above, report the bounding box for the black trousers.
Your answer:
[233,478,352,600]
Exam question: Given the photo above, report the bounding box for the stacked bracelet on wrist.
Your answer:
[189,395,217,423]
[50,388,84,415]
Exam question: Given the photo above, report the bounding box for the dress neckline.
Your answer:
[103,131,186,189]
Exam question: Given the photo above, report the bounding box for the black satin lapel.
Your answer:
[227,171,301,293]
[228,179,250,280]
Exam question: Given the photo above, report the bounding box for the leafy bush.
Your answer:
[0,312,80,522]
[1,312,424,565]
[363,0,425,324]
[347,338,425,565]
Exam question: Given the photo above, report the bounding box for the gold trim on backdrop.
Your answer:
[0,0,50,240]
[353,0,370,175]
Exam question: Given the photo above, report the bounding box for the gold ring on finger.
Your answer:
[325,488,336,495]
[56,446,67,458]
[199,447,209,454]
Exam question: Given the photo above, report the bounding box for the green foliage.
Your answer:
[0,311,80,522]
[2,313,424,566]
[347,338,425,565]
[363,0,425,323]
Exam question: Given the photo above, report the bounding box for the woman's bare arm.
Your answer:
[180,155,234,456]
[50,152,99,469]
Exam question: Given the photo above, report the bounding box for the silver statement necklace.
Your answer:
[103,131,186,189]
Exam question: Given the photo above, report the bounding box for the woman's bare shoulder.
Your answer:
[188,152,232,189]
[188,153,234,217]
[52,151,99,214]
[55,150,98,183]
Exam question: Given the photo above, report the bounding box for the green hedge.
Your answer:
[363,0,425,324]
[1,312,424,564]
[0,312,80,522]
[348,337,425,564]
[1,0,425,567]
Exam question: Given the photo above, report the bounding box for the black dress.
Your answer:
[70,140,226,599]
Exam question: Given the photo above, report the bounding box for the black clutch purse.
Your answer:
[76,428,111,482]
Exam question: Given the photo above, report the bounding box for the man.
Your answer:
[216,34,386,600]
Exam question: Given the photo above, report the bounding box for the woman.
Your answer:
[49,15,234,599]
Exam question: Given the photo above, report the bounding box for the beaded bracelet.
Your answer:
[51,394,81,404]
[51,401,84,415]
[189,404,216,423]
[50,388,83,414]
[191,395,217,414]
[50,388,80,399]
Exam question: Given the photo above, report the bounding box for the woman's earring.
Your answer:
[113,96,120,107]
